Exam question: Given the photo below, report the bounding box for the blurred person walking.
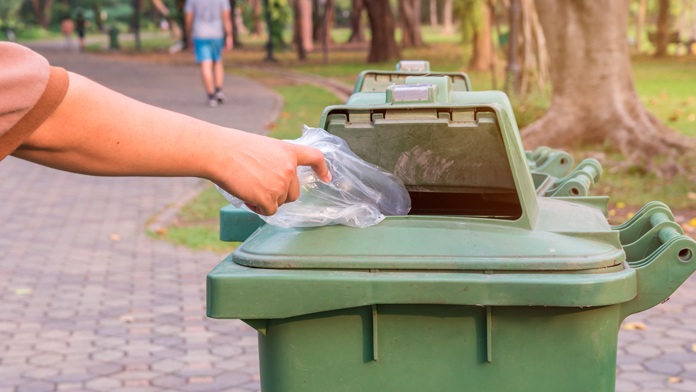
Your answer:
[75,11,87,51]
[60,18,74,50]
[184,0,233,107]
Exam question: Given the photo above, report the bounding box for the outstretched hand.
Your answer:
[211,131,331,216]
[12,72,325,217]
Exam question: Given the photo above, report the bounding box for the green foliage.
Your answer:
[268,0,292,48]
[0,0,23,27]
[453,0,483,43]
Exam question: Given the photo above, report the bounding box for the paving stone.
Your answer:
[29,353,64,366]
[16,380,56,392]
[85,377,122,390]
[151,375,187,388]
[643,358,685,375]
[86,363,124,376]
[22,367,61,380]
[624,343,663,358]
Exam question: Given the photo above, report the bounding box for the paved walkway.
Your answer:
[2,44,696,392]
[0,47,276,392]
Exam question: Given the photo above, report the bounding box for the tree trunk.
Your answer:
[251,0,265,36]
[132,0,142,50]
[399,0,423,48]
[348,0,366,42]
[322,0,335,62]
[176,0,188,49]
[293,0,307,59]
[442,0,453,34]
[635,0,646,52]
[469,2,491,71]
[312,0,321,41]
[229,0,241,46]
[31,0,46,28]
[364,0,400,62]
[315,0,335,45]
[522,0,689,175]
[655,0,671,57]
[234,4,248,36]
[429,0,438,26]
[43,0,54,28]
[94,1,104,31]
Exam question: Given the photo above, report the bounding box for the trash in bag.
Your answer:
[216,125,411,228]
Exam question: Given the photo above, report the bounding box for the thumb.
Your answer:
[293,145,332,182]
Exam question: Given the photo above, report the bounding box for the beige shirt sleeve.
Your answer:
[0,42,69,161]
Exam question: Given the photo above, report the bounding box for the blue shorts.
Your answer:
[193,37,224,63]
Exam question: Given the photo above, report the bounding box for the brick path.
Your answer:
[2,45,696,392]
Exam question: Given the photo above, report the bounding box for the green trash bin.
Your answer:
[208,77,696,392]
[108,26,120,50]
[352,60,473,94]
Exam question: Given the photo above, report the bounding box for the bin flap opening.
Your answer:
[387,83,440,104]
[357,72,471,93]
[324,107,522,220]
[396,60,430,72]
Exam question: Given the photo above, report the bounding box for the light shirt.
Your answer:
[184,0,230,39]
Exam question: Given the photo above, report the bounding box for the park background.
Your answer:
[2,0,696,391]
[4,0,690,252]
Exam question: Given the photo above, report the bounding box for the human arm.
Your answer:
[12,72,330,216]
[223,9,233,50]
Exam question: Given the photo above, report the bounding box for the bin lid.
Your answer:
[231,78,623,273]
[232,198,624,271]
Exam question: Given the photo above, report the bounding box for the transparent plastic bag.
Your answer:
[216,125,411,228]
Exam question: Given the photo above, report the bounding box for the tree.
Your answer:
[176,0,188,49]
[250,0,265,36]
[364,0,400,62]
[442,0,453,34]
[0,0,23,28]
[429,0,438,26]
[655,0,671,56]
[315,0,335,45]
[399,0,424,48]
[455,0,495,71]
[293,0,307,59]
[30,0,55,28]
[521,0,690,175]
[635,0,646,53]
[348,0,366,42]
[93,0,104,31]
[229,0,241,46]
[132,0,142,50]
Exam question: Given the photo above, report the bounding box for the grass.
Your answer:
[86,35,176,52]
[270,84,344,139]
[149,186,240,253]
[143,28,696,250]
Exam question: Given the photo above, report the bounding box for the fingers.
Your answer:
[245,203,262,215]
[250,195,278,216]
[287,174,300,203]
[293,145,332,183]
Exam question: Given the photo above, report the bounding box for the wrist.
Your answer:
[203,127,242,186]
